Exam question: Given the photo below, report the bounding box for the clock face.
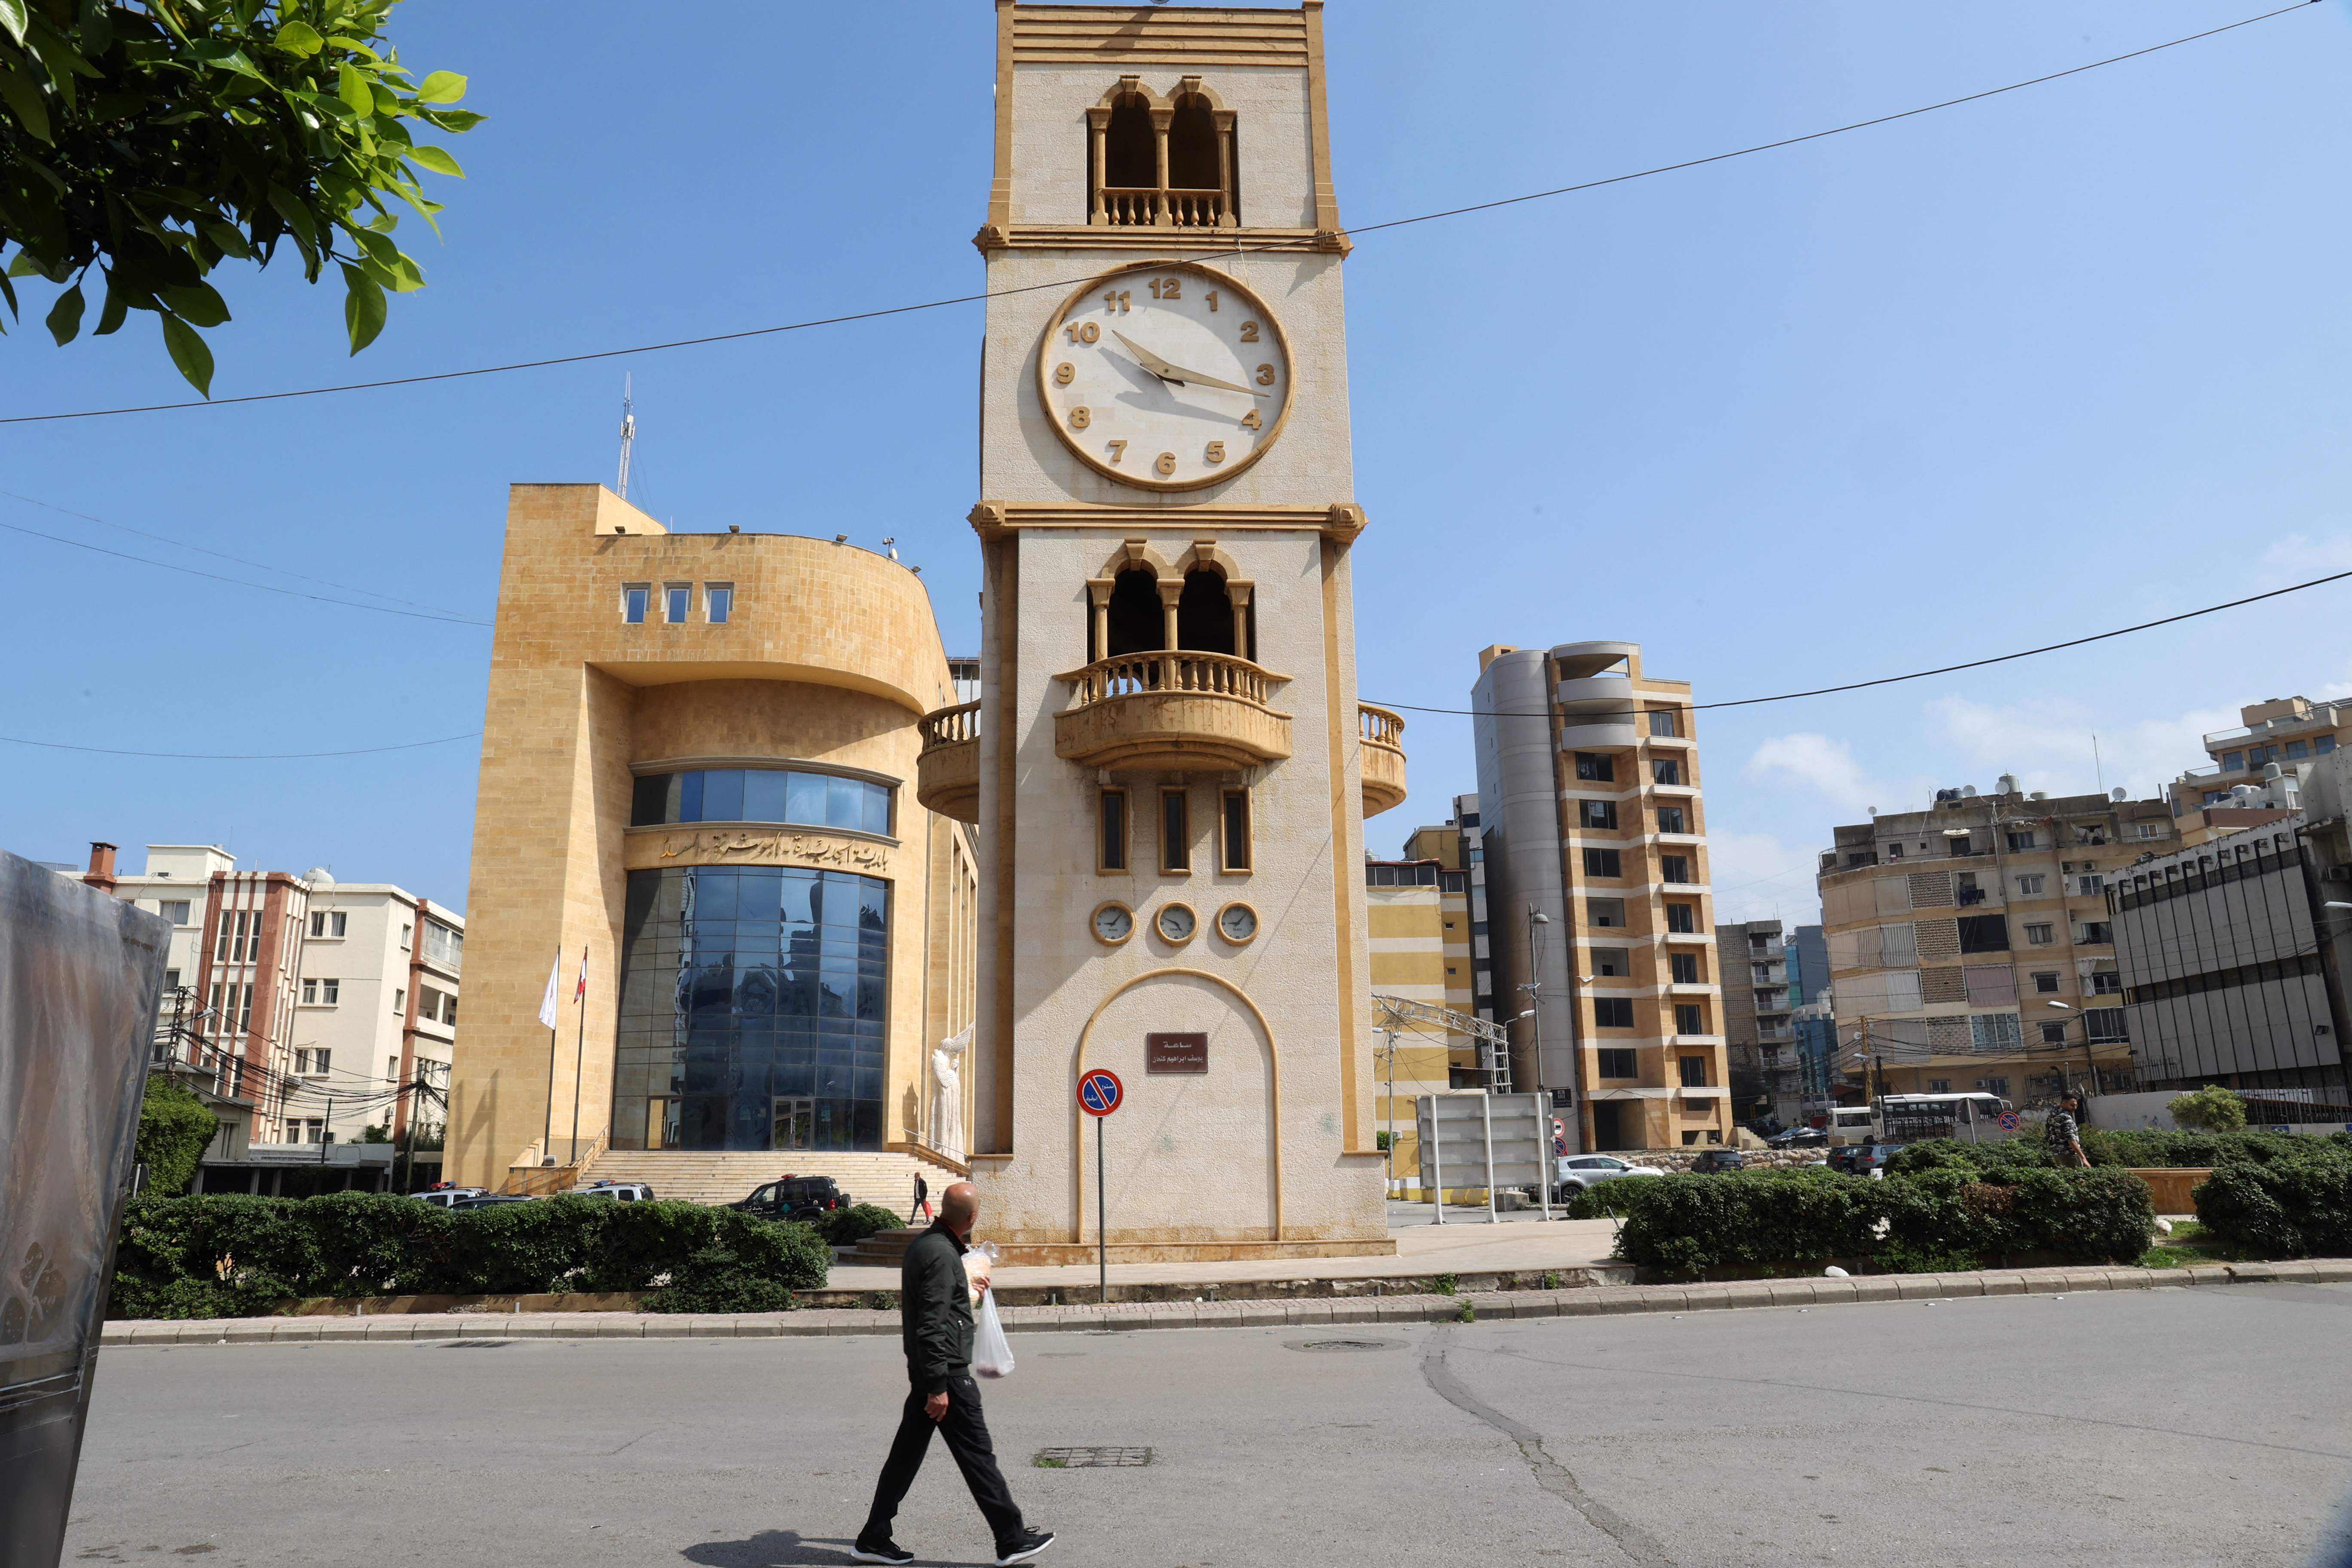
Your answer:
[1155,903,1197,944]
[1037,261,1292,492]
[1217,903,1259,944]
[1091,902,1134,945]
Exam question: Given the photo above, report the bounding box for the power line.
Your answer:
[0,487,484,620]
[0,514,493,625]
[0,729,481,760]
[1370,566,2352,721]
[0,1,2315,427]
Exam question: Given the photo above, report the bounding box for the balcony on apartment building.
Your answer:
[1360,703,1409,816]
[915,700,981,824]
[1552,641,1640,750]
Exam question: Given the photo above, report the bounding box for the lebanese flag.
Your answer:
[537,952,562,1030]
[575,947,589,1001]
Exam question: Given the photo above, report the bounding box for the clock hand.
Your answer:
[1111,330,1269,399]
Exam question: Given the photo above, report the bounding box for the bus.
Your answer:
[1874,1092,2014,1145]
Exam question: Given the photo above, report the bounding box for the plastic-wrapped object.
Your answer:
[961,1239,998,1308]
[0,849,170,1568]
[972,1288,1015,1379]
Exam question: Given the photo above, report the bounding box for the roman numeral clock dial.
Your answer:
[1038,261,1293,491]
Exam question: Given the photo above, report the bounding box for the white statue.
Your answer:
[932,1025,972,1161]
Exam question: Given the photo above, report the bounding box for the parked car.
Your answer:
[574,1181,656,1202]
[1550,1155,1663,1200]
[729,1175,852,1223]
[1688,1149,1746,1173]
[448,1193,535,1210]
[1828,1142,1905,1176]
[414,1186,489,1209]
[1767,1126,1827,1148]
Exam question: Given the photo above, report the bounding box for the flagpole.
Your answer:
[542,945,560,1166]
[569,947,587,1167]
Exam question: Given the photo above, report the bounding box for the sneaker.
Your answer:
[995,1528,1056,1565]
[850,1538,915,1565]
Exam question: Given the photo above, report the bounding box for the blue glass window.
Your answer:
[612,865,889,1152]
[629,768,894,836]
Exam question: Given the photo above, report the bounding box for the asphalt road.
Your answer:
[62,1283,2352,1568]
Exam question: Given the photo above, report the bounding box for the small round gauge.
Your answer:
[1217,902,1259,944]
[1155,902,1198,944]
[1091,901,1134,946]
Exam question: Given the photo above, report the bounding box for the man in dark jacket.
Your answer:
[854,1181,1054,1567]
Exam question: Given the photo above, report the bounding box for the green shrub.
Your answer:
[820,1204,906,1248]
[1884,1140,1982,1177]
[136,1076,220,1196]
[1561,1179,1668,1221]
[2004,1168,2156,1265]
[2079,1128,2349,1170]
[2196,1160,2352,1258]
[2169,1084,2248,1133]
[109,1193,830,1318]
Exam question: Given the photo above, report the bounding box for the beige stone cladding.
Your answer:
[1366,862,1452,1185]
[447,484,975,1188]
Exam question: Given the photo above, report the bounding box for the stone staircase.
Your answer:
[845,1227,930,1268]
[578,1148,948,1209]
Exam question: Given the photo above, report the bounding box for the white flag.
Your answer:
[538,952,562,1030]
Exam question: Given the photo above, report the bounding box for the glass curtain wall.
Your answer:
[613,865,889,1151]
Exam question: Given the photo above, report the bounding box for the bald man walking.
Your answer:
[854,1181,1054,1567]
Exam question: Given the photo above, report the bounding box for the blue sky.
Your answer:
[4,1,2349,926]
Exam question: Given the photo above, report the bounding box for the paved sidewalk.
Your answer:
[101,1258,2352,1346]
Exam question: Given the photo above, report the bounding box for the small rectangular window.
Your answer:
[2041,1023,2068,1044]
[1888,843,1905,859]
[1669,952,1700,983]
[2033,972,2060,993]
[1220,788,1252,873]
[302,979,318,1004]
[1574,752,1614,782]
[1678,1054,1707,1087]
[392,987,405,1015]
[2221,750,2245,771]
[309,910,325,937]
[322,979,339,1004]
[1160,788,1190,873]
[2007,831,2038,852]
[1651,758,1680,786]
[2017,874,2045,895]
[2092,971,2122,995]
[2077,921,2113,945]
[623,584,650,624]
[665,584,691,623]
[706,583,734,624]
[1582,848,1622,878]
[1596,1047,1637,1078]
[1579,799,1617,830]
[1593,998,1635,1029]
[1666,903,1695,934]
[1675,1004,1704,1035]
[163,968,180,990]
[1657,806,1686,835]
[1648,709,1679,738]
[1099,787,1128,873]
[1660,855,1691,885]
[2024,922,2054,946]
[2319,735,2338,754]
[159,900,190,926]
[400,923,413,950]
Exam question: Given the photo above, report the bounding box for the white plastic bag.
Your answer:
[972,1287,1015,1379]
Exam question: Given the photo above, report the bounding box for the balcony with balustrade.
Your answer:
[1360,702,1407,817]
[915,700,981,824]
[1052,650,1291,774]
[1095,186,1231,229]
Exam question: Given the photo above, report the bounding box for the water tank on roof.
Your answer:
[1960,785,1978,798]
[1997,773,2019,796]
[2029,791,2048,801]
[305,867,334,885]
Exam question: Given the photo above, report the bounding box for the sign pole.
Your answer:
[1481,1092,1498,1225]
[1429,1096,1443,1227]
[1096,1113,1107,1305]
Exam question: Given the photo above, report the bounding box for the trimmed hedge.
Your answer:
[2195,1159,2352,1258]
[820,1204,906,1249]
[110,1192,830,1319]
[1608,1166,2154,1278]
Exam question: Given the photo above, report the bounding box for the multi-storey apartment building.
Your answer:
[1473,640,1729,1153]
[2168,695,2347,814]
[1817,780,2171,1105]
[292,877,462,1145]
[1365,856,1455,1191]
[1400,818,1482,1029]
[1716,918,1794,1125]
[1783,923,1836,1115]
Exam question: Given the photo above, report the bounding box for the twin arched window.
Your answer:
[1094,566,1247,661]
[1090,75,1237,230]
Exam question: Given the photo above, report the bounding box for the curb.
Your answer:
[97,1259,2352,1346]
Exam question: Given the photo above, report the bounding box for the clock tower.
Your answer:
[921,1,1401,1261]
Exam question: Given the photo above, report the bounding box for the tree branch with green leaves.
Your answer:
[0,0,478,395]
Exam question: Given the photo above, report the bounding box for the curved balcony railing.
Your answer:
[1360,702,1407,817]
[1054,649,1290,773]
[915,699,981,824]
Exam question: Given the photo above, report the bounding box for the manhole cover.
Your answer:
[1033,1447,1153,1468]
[1289,1339,1397,1352]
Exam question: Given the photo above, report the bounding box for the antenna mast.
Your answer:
[616,374,637,500]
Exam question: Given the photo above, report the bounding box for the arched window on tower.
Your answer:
[1176,569,1235,656]
[1105,569,1164,658]
[1089,76,1236,230]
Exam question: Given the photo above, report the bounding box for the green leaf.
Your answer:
[265,183,318,250]
[75,0,112,56]
[0,0,24,47]
[158,313,214,397]
[339,262,385,354]
[92,275,127,336]
[158,280,230,328]
[273,19,324,56]
[0,266,16,320]
[406,144,463,178]
[419,107,484,132]
[199,220,254,260]
[0,58,52,143]
[414,69,466,104]
[337,60,372,117]
[43,280,81,344]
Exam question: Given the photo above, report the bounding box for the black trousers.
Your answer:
[863,1375,1025,1546]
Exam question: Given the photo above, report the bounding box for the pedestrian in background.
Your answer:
[909,1171,931,1225]
[2045,1091,2090,1168]
[854,1181,1054,1568]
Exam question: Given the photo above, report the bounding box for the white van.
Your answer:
[1825,1107,1875,1147]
